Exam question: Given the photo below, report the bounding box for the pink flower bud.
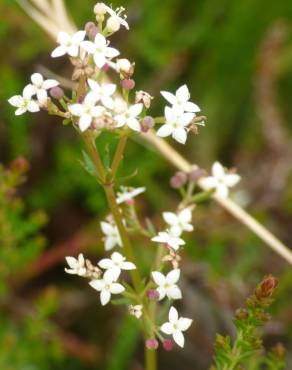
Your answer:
[146,289,160,300]
[189,168,207,182]
[85,22,99,39]
[170,171,187,189]
[121,79,135,90]
[163,339,174,351]
[102,63,110,72]
[146,339,159,350]
[49,86,64,100]
[141,116,155,132]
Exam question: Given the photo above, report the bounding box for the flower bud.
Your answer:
[102,63,110,72]
[146,339,159,350]
[163,339,174,351]
[116,58,132,74]
[85,22,99,39]
[189,167,207,182]
[256,275,278,299]
[94,3,107,16]
[146,289,160,300]
[135,91,153,109]
[121,78,135,90]
[106,16,121,33]
[170,171,187,189]
[141,116,155,132]
[49,86,64,100]
[10,156,30,173]
[235,308,248,320]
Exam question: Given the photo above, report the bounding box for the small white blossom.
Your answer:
[68,94,105,132]
[152,269,182,300]
[8,85,39,116]
[115,58,132,74]
[200,161,241,198]
[87,79,116,109]
[115,103,143,132]
[89,269,125,306]
[163,208,193,237]
[156,107,194,144]
[104,4,129,30]
[98,251,136,279]
[101,221,122,251]
[151,231,185,251]
[51,31,86,58]
[129,304,143,319]
[81,33,120,68]
[28,73,59,104]
[65,253,87,276]
[161,306,193,348]
[161,84,200,113]
[116,186,146,204]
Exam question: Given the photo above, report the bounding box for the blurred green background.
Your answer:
[0,0,292,369]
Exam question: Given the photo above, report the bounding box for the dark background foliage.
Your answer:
[0,0,292,369]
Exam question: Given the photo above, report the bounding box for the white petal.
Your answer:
[127,118,141,132]
[69,104,84,116]
[65,268,77,274]
[88,79,100,92]
[79,114,92,132]
[51,45,67,58]
[27,101,40,113]
[89,279,104,291]
[152,271,166,286]
[15,107,27,115]
[94,33,107,46]
[91,106,105,118]
[98,258,114,269]
[23,84,35,99]
[161,91,176,105]
[65,256,77,268]
[94,53,107,68]
[78,254,85,264]
[179,208,192,223]
[163,212,178,226]
[184,101,200,113]
[36,89,48,104]
[57,31,70,44]
[8,95,23,108]
[216,184,229,198]
[103,269,116,283]
[101,96,114,109]
[100,290,111,305]
[166,269,180,284]
[67,45,79,57]
[72,30,86,44]
[115,114,126,128]
[169,306,178,323]
[200,176,218,190]
[110,283,125,294]
[164,106,176,122]
[105,237,116,251]
[173,128,187,144]
[105,46,120,58]
[212,162,225,179]
[111,252,124,263]
[121,261,136,270]
[129,103,143,118]
[167,286,182,300]
[176,85,190,102]
[160,323,174,335]
[173,331,185,347]
[42,79,59,90]
[101,221,113,235]
[178,318,193,331]
[179,113,195,126]
[157,287,166,300]
[81,41,96,54]
[156,124,173,138]
[31,73,43,86]
[224,174,241,187]
[103,84,116,96]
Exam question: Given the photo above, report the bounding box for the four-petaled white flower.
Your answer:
[161,85,200,114]
[104,4,129,30]
[163,208,193,237]
[51,31,86,58]
[68,94,105,132]
[157,107,195,144]
[200,161,241,198]
[115,103,143,132]
[116,186,146,204]
[28,73,59,104]
[101,221,122,251]
[87,79,116,109]
[152,231,185,251]
[160,306,193,348]
[152,269,182,300]
[81,33,120,68]
[98,251,136,279]
[8,85,39,116]
[89,269,125,305]
[65,253,87,276]
[129,304,143,319]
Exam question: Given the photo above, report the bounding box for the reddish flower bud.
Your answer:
[141,116,155,132]
[256,275,278,298]
[102,63,110,72]
[170,171,187,189]
[121,79,135,90]
[189,168,207,182]
[146,289,160,300]
[10,157,30,173]
[163,339,174,351]
[49,86,64,100]
[85,22,99,39]
[146,339,159,350]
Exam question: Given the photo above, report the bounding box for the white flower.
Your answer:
[116,187,146,204]
[129,304,143,319]
[89,269,125,306]
[81,33,120,68]
[151,231,185,251]
[65,253,87,276]
[51,31,86,58]
[152,269,182,300]
[115,103,143,132]
[163,208,193,237]
[98,251,136,279]
[68,94,105,132]
[104,4,129,30]
[101,221,122,251]
[87,79,116,109]
[115,58,132,74]
[156,107,194,144]
[160,306,193,348]
[161,84,200,113]
[200,161,241,198]
[28,73,59,104]
[113,97,128,114]
[8,85,40,116]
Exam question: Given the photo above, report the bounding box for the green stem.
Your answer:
[145,347,157,370]
[111,135,128,178]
